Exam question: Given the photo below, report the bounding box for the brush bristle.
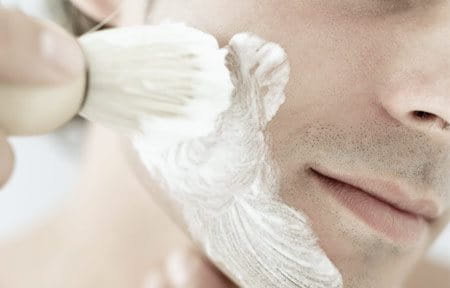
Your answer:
[78,23,234,140]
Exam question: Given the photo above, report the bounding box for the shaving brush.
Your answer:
[0,20,233,139]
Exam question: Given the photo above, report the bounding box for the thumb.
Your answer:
[0,132,14,188]
[0,8,86,136]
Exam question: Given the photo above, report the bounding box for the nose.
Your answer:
[378,69,450,135]
[376,14,450,137]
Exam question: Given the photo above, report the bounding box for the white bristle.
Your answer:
[78,23,234,140]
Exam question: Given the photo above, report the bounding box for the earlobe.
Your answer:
[70,0,120,23]
[69,0,151,26]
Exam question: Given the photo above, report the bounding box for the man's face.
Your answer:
[145,1,450,287]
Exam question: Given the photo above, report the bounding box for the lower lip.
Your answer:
[309,168,426,243]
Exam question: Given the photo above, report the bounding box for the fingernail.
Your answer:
[0,8,85,85]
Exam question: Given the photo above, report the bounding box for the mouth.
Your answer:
[307,165,439,244]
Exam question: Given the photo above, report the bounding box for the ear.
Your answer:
[70,0,150,26]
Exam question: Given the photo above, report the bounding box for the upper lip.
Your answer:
[309,164,441,221]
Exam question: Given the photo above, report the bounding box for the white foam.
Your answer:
[133,33,343,288]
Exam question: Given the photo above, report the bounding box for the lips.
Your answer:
[308,164,441,243]
[310,165,440,220]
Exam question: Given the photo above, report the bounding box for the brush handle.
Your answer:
[0,8,86,136]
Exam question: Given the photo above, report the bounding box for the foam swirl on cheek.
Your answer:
[133,33,343,288]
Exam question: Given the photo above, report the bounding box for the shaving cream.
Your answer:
[133,33,343,288]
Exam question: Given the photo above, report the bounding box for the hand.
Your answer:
[143,247,237,288]
[0,7,86,187]
[0,7,85,136]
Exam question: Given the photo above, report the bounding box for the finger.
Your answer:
[165,247,236,288]
[0,8,86,135]
[0,8,84,85]
[0,133,14,188]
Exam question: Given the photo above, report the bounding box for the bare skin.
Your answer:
[142,1,450,287]
[0,125,448,288]
[1,0,450,287]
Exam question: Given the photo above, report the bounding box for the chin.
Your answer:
[279,168,428,288]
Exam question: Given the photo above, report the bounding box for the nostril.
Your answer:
[412,110,437,121]
[411,111,449,130]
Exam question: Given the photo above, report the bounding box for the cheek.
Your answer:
[276,18,397,124]
[128,32,343,288]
